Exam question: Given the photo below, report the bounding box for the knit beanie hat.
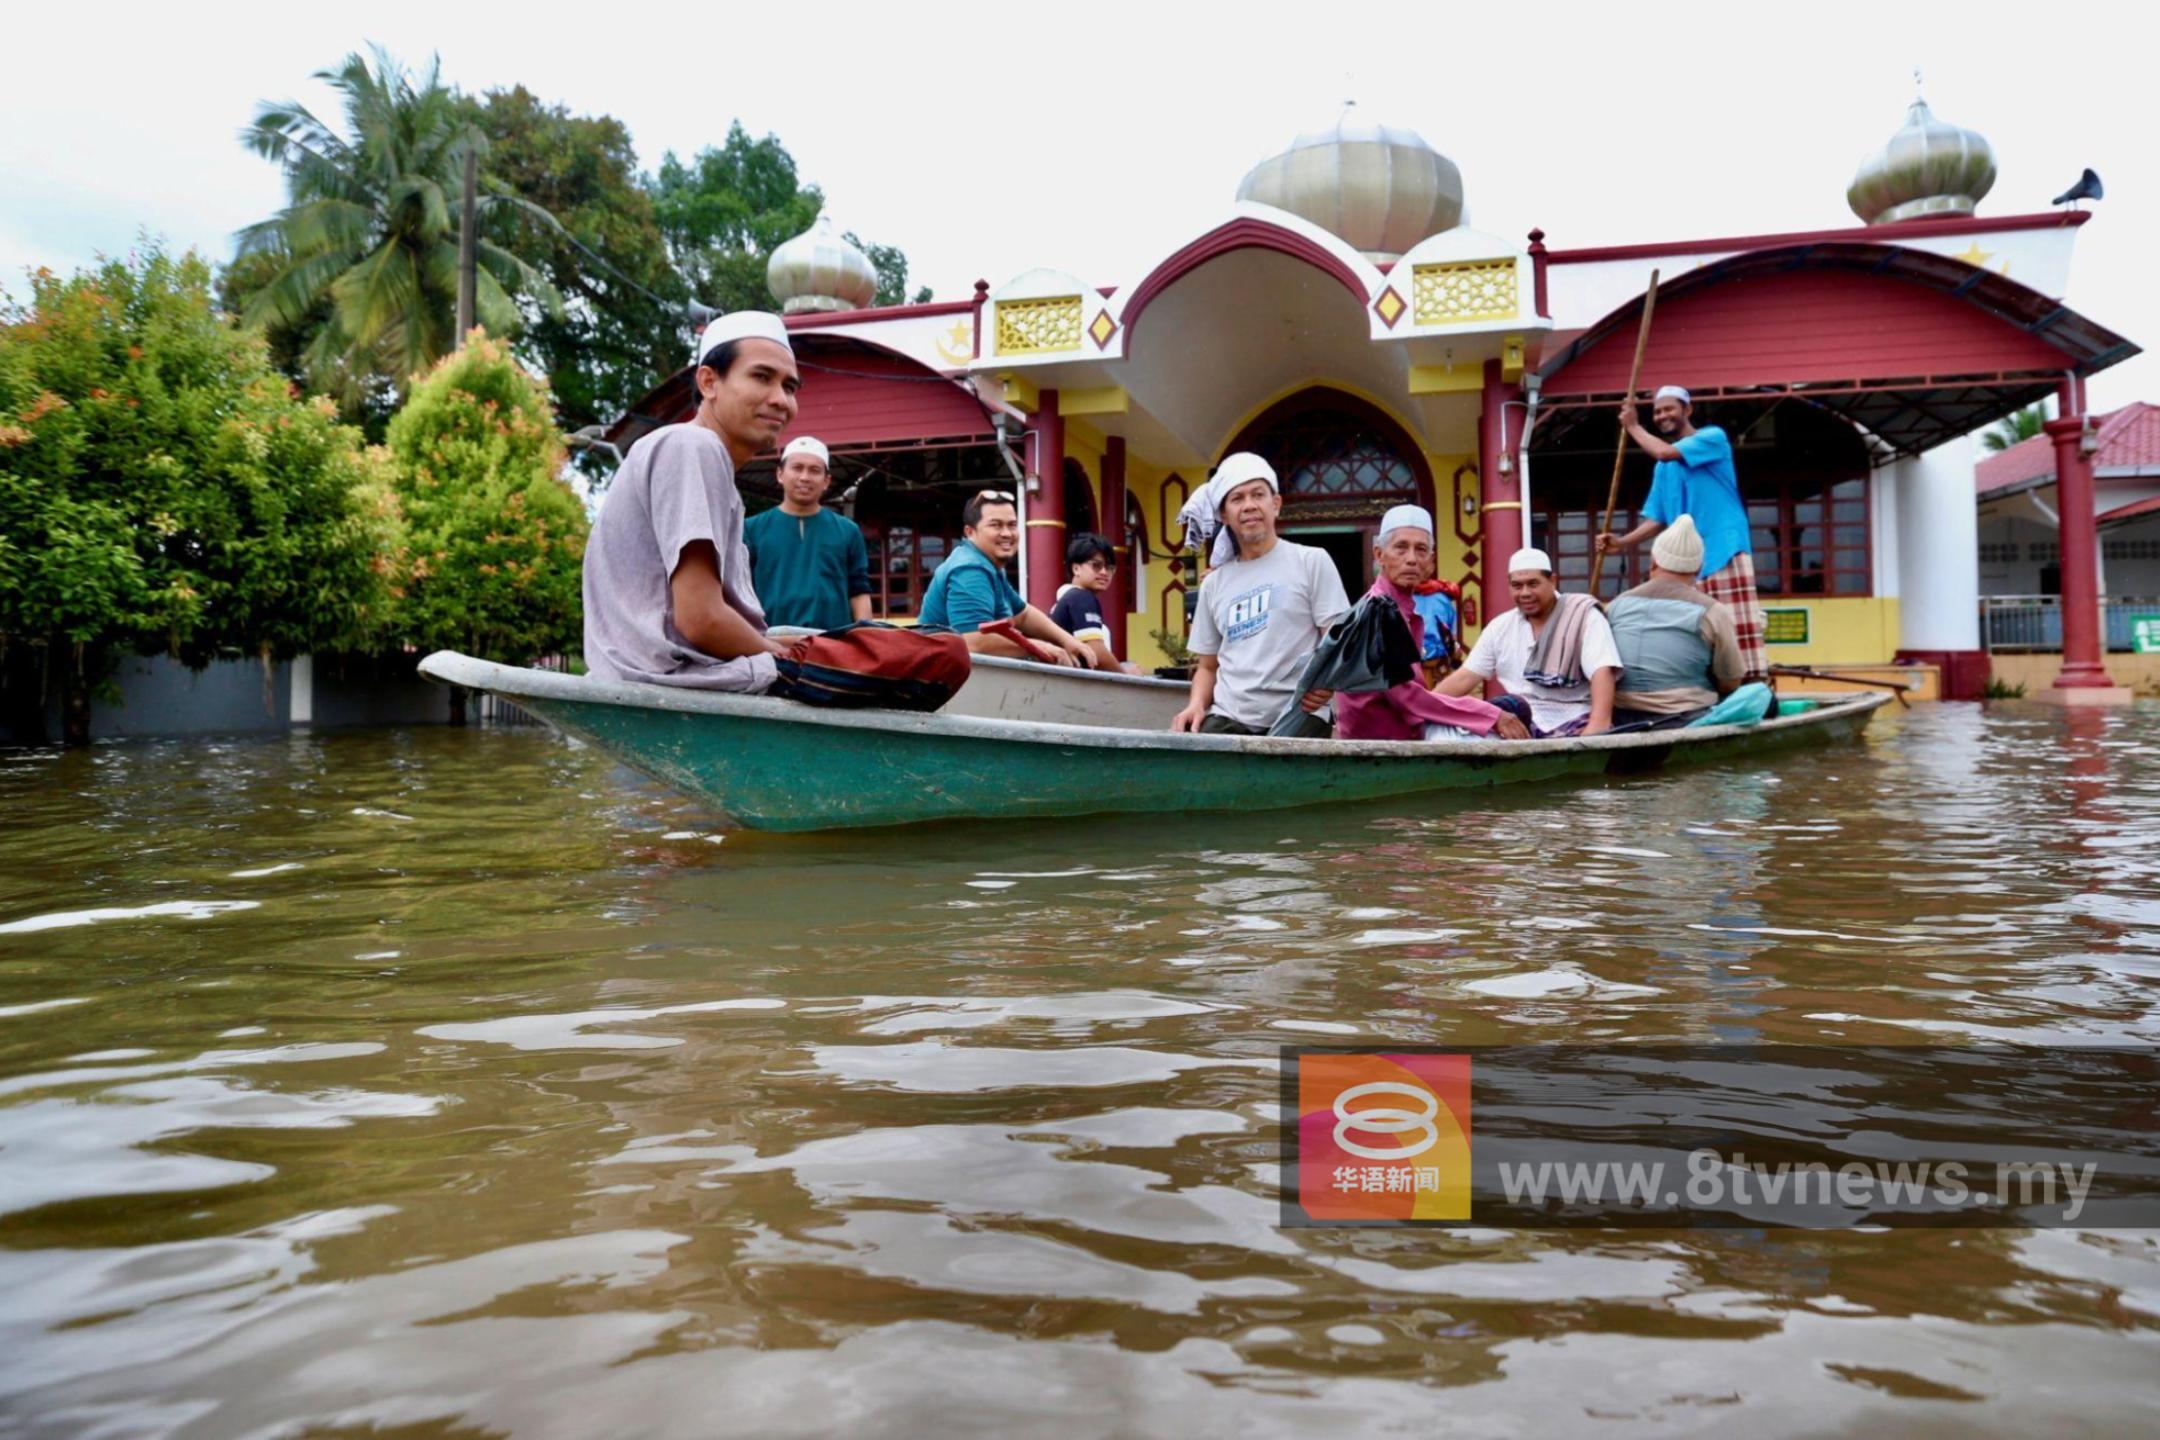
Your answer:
[1652,514,1705,575]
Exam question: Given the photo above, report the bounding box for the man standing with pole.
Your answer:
[1596,386,1767,684]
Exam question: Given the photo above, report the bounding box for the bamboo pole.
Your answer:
[1588,269,1660,596]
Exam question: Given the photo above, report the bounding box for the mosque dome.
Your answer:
[1235,106,1465,262]
[766,213,879,314]
[1846,96,1997,225]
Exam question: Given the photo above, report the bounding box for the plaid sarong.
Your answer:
[1701,552,1768,684]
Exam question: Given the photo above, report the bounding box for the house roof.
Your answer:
[1974,402,2160,494]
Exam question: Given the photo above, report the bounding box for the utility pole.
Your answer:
[456,146,478,345]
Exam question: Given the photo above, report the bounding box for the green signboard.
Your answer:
[2132,614,2160,655]
[1763,607,1810,645]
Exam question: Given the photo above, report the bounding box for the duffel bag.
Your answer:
[769,622,972,712]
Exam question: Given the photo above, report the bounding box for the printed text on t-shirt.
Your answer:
[1224,584,1276,643]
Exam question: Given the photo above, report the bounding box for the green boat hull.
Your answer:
[420,653,1887,833]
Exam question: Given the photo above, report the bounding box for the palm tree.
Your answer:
[1982,402,2050,453]
[235,47,560,407]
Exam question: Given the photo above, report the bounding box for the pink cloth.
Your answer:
[1334,580,1505,740]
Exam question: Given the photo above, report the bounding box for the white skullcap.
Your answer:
[1176,453,1280,566]
[693,310,792,366]
[781,436,830,468]
[1653,384,1691,406]
[1507,547,1555,575]
[1378,504,1434,541]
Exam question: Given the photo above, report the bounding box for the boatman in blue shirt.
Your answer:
[742,436,873,631]
[1596,385,1769,683]
[917,489,1095,666]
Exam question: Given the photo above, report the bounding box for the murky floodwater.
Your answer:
[1,703,2156,1436]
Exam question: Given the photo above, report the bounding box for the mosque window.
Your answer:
[865,526,955,618]
[1253,421,1420,501]
[1747,478,1871,596]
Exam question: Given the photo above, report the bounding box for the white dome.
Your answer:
[1236,108,1465,262]
[766,213,878,314]
[1847,96,1997,226]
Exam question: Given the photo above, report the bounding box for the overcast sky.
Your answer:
[6,0,2150,410]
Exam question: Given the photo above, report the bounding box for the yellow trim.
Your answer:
[997,372,1039,414]
[1481,500,1523,512]
[1501,335,1525,382]
[1409,365,1483,396]
[1024,518,1067,529]
[1060,385,1128,417]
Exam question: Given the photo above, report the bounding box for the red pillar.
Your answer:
[1478,360,1527,613]
[1025,389,1064,612]
[1101,435,1129,656]
[2045,404,2114,692]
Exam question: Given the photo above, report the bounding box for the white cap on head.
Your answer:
[1378,504,1434,542]
[1653,384,1691,407]
[1507,547,1555,575]
[1174,452,1279,567]
[781,436,829,468]
[693,310,792,366]
[1210,451,1278,507]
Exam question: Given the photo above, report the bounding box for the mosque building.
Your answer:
[605,98,2138,701]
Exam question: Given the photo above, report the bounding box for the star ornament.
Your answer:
[935,321,974,364]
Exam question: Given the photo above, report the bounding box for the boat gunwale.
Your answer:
[419,651,1890,760]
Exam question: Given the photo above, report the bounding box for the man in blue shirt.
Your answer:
[1596,385,1768,682]
[918,490,1095,666]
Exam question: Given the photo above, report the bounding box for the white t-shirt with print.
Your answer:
[1462,604,1623,733]
[1188,541,1351,730]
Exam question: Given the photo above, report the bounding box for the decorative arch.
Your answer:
[1121,217,1371,348]
[1222,386,1437,519]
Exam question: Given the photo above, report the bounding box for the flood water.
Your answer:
[2,703,2157,1436]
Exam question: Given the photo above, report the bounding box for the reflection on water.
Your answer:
[1,706,2156,1435]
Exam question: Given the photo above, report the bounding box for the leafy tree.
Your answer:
[652,123,931,314]
[848,232,934,309]
[231,46,561,417]
[384,337,585,664]
[650,123,821,317]
[467,86,689,439]
[1982,402,2050,452]
[0,249,404,744]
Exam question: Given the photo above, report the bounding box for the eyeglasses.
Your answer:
[973,490,1015,503]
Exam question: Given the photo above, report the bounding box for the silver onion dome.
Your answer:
[766,213,879,314]
[1236,106,1465,262]
[1847,96,1997,225]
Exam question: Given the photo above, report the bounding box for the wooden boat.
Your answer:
[420,650,1890,833]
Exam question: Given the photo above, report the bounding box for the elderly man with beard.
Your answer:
[1171,452,1350,735]
[1596,385,1766,683]
[917,490,1095,666]
[1333,506,1531,741]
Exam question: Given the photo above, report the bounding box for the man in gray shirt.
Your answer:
[582,312,800,692]
[1172,452,1351,734]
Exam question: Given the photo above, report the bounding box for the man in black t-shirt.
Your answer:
[1048,532,1139,673]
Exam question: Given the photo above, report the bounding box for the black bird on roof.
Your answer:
[2052,168,2105,206]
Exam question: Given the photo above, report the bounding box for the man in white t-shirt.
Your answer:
[1437,547,1620,736]
[1172,452,1352,735]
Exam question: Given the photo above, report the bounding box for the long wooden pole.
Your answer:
[1588,269,1660,595]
